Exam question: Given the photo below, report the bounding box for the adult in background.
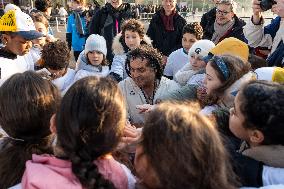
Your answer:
[147,0,186,65]
[200,0,219,39]
[30,0,53,36]
[66,0,87,61]
[89,0,135,63]
[203,0,246,44]
[244,0,284,67]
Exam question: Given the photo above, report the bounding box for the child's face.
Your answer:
[4,34,32,56]
[190,54,206,71]
[125,30,142,51]
[204,62,222,95]
[229,92,250,141]
[34,22,48,36]
[87,51,104,66]
[182,33,198,52]
[135,145,161,188]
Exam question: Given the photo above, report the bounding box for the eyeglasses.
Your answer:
[216,8,231,15]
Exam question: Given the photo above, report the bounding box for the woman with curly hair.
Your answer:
[135,102,238,189]
[164,22,204,80]
[118,44,180,127]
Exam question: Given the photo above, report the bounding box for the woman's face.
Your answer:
[124,30,142,50]
[87,51,104,66]
[215,4,234,25]
[229,92,250,141]
[162,0,176,14]
[204,62,222,95]
[110,0,123,9]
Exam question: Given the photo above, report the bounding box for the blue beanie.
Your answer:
[85,34,107,56]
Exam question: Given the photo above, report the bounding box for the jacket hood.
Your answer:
[221,71,256,108]
[76,50,107,73]
[112,33,152,55]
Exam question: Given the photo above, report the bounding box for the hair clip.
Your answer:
[213,56,230,80]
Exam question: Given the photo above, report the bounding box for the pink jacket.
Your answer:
[21,154,135,189]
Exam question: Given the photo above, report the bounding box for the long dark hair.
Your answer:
[138,102,238,189]
[56,76,126,188]
[0,71,60,188]
[239,80,284,145]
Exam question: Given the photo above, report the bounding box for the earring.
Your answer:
[2,40,7,46]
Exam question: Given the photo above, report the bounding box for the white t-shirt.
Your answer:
[163,48,189,79]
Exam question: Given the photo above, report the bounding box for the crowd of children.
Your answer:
[0,1,284,189]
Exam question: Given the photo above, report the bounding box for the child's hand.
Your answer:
[197,86,207,102]
[117,121,142,151]
[136,104,155,113]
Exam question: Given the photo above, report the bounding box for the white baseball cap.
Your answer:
[4,3,21,13]
[0,10,44,40]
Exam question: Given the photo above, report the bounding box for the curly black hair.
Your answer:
[239,80,284,145]
[121,19,145,39]
[41,40,70,70]
[35,0,52,12]
[125,44,163,80]
[182,22,203,40]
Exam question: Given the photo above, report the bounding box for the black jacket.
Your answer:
[200,7,216,40]
[203,15,247,43]
[89,3,135,63]
[146,10,186,56]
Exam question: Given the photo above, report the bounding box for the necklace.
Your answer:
[140,80,159,105]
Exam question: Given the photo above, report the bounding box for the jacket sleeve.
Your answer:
[88,11,101,35]
[109,55,125,82]
[244,16,281,49]
[175,18,187,51]
[146,18,156,48]
[200,13,207,30]
[66,15,72,50]
[159,84,198,101]
[175,64,197,86]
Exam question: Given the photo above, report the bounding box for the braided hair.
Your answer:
[56,77,126,188]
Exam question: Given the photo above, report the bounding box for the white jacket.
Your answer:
[118,76,180,125]
[244,16,284,55]
[52,68,75,95]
